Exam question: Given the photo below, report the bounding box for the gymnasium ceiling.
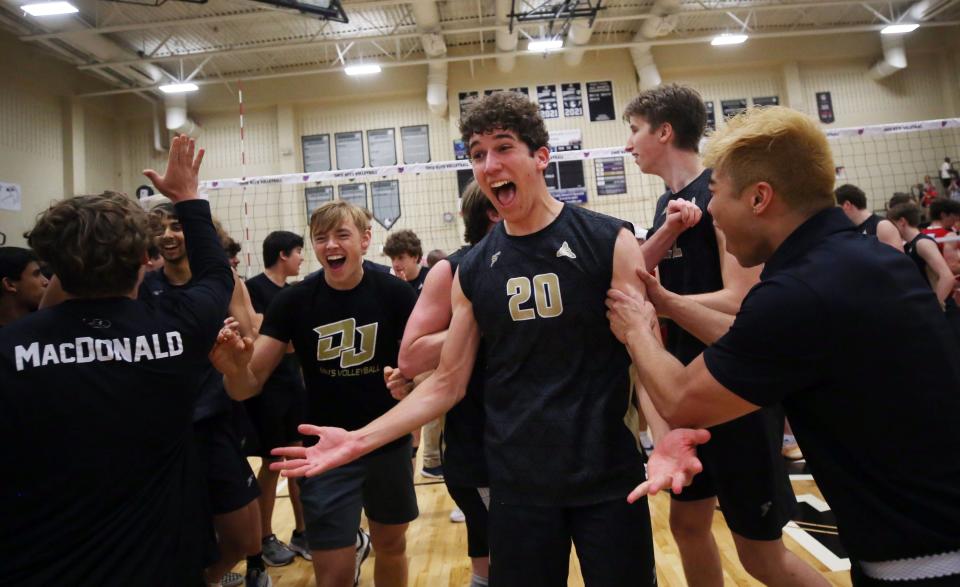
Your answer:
[2,0,959,97]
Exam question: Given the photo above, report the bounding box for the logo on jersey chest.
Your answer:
[314,318,379,369]
[664,242,684,260]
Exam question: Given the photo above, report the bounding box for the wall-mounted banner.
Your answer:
[721,98,747,119]
[816,91,835,124]
[302,134,332,173]
[546,161,587,204]
[0,181,22,211]
[367,128,397,168]
[509,86,530,97]
[595,157,627,195]
[458,91,480,115]
[562,82,584,117]
[371,180,401,229]
[537,85,559,119]
[453,140,469,161]
[753,95,780,107]
[484,88,503,96]
[335,131,365,170]
[705,101,716,131]
[339,182,368,209]
[401,125,431,164]
[587,81,615,122]
[305,185,334,216]
[549,129,583,152]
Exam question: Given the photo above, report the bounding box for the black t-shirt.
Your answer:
[140,269,229,422]
[260,269,416,453]
[647,170,723,364]
[444,247,487,487]
[245,273,303,394]
[703,207,960,562]
[405,265,429,298]
[856,214,882,236]
[0,200,232,585]
[459,204,644,506]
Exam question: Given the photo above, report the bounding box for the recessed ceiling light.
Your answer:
[881,23,919,34]
[527,39,564,52]
[159,83,199,94]
[711,33,748,46]
[22,2,78,16]
[344,64,382,76]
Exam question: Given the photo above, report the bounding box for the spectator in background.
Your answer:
[426,249,447,269]
[224,235,242,273]
[887,203,956,306]
[941,157,954,190]
[0,247,48,327]
[922,199,960,274]
[835,184,882,236]
[384,230,429,296]
[922,176,939,208]
[948,178,960,202]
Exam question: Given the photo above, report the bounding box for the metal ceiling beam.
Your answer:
[74,0,907,72]
[76,19,960,97]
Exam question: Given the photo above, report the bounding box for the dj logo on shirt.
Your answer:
[314,318,380,377]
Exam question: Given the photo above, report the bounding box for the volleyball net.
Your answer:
[200,117,960,277]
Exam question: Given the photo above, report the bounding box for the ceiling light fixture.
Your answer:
[158,83,199,94]
[22,1,78,16]
[527,39,564,52]
[344,64,382,76]
[711,33,748,46]
[881,23,919,34]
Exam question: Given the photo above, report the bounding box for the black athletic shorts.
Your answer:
[487,496,656,587]
[446,485,490,558]
[298,438,419,551]
[193,412,260,515]
[671,404,796,541]
[242,383,306,457]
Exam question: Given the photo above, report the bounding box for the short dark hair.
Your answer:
[383,230,423,260]
[426,249,447,268]
[889,192,916,208]
[459,91,549,153]
[887,202,922,227]
[0,247,38,293]
[461,180,497,245]
[928,198,960,221]
[262,230,304,267]
[622,84,707,152]
[834,184,867,209]
[27,192,150,297]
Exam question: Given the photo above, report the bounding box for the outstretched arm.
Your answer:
[685,227,761,315]
[637,271,734,346]
[270,272,481,477]
[211,328,288,400]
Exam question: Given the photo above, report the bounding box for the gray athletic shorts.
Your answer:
[298,437,419,550]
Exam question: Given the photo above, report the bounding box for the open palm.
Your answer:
[270,425,363,477]
[628,428,711,502]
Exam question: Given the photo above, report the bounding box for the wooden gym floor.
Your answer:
[238,457,852,587]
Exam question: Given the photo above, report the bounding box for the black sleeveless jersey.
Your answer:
[905,233,937,285]
[648,170,724,365]
[443,246,488,487]
[857,214,882,236]
[458,204,644,506]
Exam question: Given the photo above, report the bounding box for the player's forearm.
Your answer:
[624,328,692,427]
[659,294,735,346]
[398,330,447,377]
[637,384,672,443]
[353,371,462,455]
[222,367,263,401]
[640,227,681,271]
[684,288,742,316]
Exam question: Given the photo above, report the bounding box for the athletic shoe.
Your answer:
[782,442,804,461]
[289,530,313,561]
[421,465,444,479]
[355,528,372,586]
[261,534,296,566]
[449,508,465,523]
[222,571,244,587]
[245,568,272,587]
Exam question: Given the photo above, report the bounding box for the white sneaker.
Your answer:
[450,508,465,523]
[354,528,372,586]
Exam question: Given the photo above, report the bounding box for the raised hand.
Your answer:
[663,199,702,234]
[384,366,414,400]
[209,318,253,378]
[143,134,205,202]
[270,424,362,477]
[606,288,659,345]
[627,428,711,502]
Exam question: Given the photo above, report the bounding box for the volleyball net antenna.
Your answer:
[203,118,960,278]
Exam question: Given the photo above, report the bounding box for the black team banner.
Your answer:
[587,81,615,122]
[537,85,559,119]
[562,82,584,117]
[816,92,835,124]
[706,101,716,131]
